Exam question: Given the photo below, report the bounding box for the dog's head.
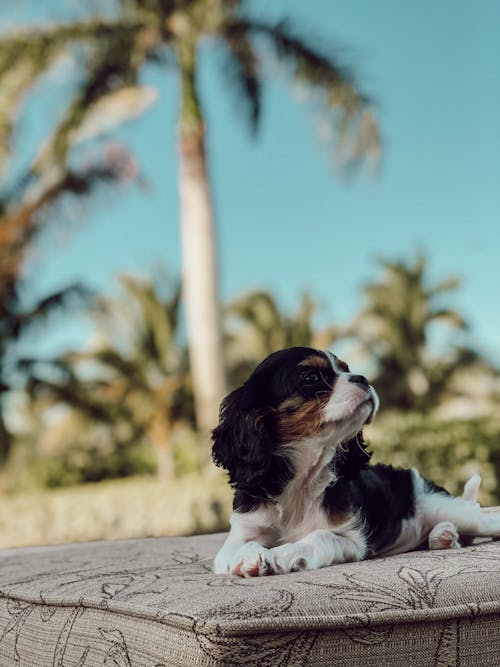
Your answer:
[212,347,379,496]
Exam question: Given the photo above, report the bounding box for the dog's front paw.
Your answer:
[229,541,274,577]
[271,542,315,574]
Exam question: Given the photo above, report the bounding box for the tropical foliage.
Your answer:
[351,254,481,411]
[14,274,193,485]
[0,155,122,468]
[0,0,380,450]
[367,412,500,506]
[0,146,136,464]
[1,250,496,491]
[0,0,146,467]
[225,290,344,388]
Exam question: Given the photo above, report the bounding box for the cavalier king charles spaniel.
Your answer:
[212,346,498,577]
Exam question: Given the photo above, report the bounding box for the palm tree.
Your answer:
[23,274,193,479]
[225,289,344,387]
[0,150,139,462]
[92,273,194,478]
[0,0,379,448]
[353,253,469,411]
[0,7,154,462]
[0,110,143,460]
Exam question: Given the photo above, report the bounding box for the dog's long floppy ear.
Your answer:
[212,385,273,491]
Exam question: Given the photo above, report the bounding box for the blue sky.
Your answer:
[7,0,500,365]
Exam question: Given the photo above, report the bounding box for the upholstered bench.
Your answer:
[1,531,500,666]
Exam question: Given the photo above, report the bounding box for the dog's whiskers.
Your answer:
[355,432,370,458]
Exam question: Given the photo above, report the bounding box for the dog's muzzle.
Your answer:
[365,386,379,424]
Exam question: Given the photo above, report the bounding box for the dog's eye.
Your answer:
[303,371,321,386]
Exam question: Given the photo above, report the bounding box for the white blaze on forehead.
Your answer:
[325,351,345,374]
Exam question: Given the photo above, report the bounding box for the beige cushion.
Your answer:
[1,533,500,665]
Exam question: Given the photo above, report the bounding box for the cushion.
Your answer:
[1,533,500,666]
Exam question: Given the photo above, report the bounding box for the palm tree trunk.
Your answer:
[177,43,227,461]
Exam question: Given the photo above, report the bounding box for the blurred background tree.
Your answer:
[0,1,152,471]
[0,0,379,454]
[351,254,485,412]
[225,290,344,387]
[17,273,193,484]
[0,145,138,465]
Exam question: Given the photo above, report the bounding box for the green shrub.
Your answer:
[172,423,203,476]
[2,421,204,492]
[38,441,157,488]
[2,432,157,492]
[366,412,500,505]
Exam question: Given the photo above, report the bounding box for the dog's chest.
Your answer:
[273,454,336,544]
[276,500,332,544]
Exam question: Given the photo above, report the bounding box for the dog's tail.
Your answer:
[463,473,481,504]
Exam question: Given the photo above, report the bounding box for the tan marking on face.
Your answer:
[298,355,330,368]
[278,396,305,413]
[275,395,329,442]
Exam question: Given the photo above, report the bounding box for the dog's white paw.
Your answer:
[228,541,274,577]
[271,542,316,574]
[213,549,232,574]
[428,521,461,550]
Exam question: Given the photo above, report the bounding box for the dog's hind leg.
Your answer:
[420,492,500,539]
[428,474,482,549]
[427,475,482,549]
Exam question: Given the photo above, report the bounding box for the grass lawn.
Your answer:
[0,473,233,548]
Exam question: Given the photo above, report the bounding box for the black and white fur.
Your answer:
[212,347,498,577]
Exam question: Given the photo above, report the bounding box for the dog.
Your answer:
[212,347,498,577]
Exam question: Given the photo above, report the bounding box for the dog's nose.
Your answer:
[349,374,369,387]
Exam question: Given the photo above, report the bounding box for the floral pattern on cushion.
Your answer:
[1,535,500,665]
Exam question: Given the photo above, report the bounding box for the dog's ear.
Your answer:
[336,431,372,479]
[212,385,273,490]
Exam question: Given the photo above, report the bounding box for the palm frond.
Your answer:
[244,20,360,98]
[0,59,47,175]
[114,274,182,372]
[16,356,73,381]
[12,284,93,339]
[228,289,284,332]
[33,25,155,173]
[25,375,114,422]
[0,18,143,175]
[92,348,150,390]
[219,26,261,135]
[2,146,139,250]
[428,308,467,330]
[0,20,144,82]
[229,18,380,166]
[428,276,461,297]
[287,293,315,348]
